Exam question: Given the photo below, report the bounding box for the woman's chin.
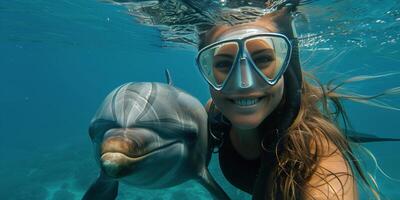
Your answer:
[229,116,264,130]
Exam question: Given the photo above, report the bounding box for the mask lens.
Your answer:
[198,42,239,88]
[245,36,289,80]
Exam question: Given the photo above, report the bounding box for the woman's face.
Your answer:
[206,23,285,130]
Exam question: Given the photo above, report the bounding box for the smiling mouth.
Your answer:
[228,96,266,106]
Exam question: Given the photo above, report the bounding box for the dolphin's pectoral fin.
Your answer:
[197,169,231,200]
[82,171,119,200]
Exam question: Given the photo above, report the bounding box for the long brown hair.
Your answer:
[198,4,388,200]
[269,71,382,200]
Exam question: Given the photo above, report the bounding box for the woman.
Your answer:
[196,2,379,200]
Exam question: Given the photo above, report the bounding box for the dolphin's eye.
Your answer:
[89,119,119,141]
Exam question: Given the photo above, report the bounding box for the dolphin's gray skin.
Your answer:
[82,80,230,200]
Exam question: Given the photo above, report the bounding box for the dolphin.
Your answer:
[82,72,230,200]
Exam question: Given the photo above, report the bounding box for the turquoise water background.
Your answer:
[0,0,399,199]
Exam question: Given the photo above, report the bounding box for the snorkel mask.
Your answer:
[196,27,292,94]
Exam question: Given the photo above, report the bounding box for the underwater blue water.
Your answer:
[0,0,399,199]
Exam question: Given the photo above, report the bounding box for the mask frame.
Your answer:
[196,32,293,91]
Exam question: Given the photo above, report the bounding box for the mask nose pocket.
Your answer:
[239,57,251,88]
[223,55,268,92]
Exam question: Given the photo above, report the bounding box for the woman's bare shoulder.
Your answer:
[304,140,358,200]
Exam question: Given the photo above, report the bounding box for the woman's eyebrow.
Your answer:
[214,53,235,59]
[251,48,274,56]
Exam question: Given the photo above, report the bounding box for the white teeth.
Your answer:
[234,98,259,106]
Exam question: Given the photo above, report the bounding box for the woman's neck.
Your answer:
[230,126,262,160]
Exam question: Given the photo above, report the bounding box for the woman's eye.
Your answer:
[253,55,274,66]
[214,60,233,71]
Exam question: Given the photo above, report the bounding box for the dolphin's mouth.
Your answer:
[101,140,181,160]
[100,140,181,178]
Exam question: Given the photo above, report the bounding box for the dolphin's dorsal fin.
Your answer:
[165,69,172,85]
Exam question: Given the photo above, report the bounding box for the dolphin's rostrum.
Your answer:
[83,82,230,200]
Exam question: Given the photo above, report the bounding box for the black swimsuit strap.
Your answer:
[207,101,231,153]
